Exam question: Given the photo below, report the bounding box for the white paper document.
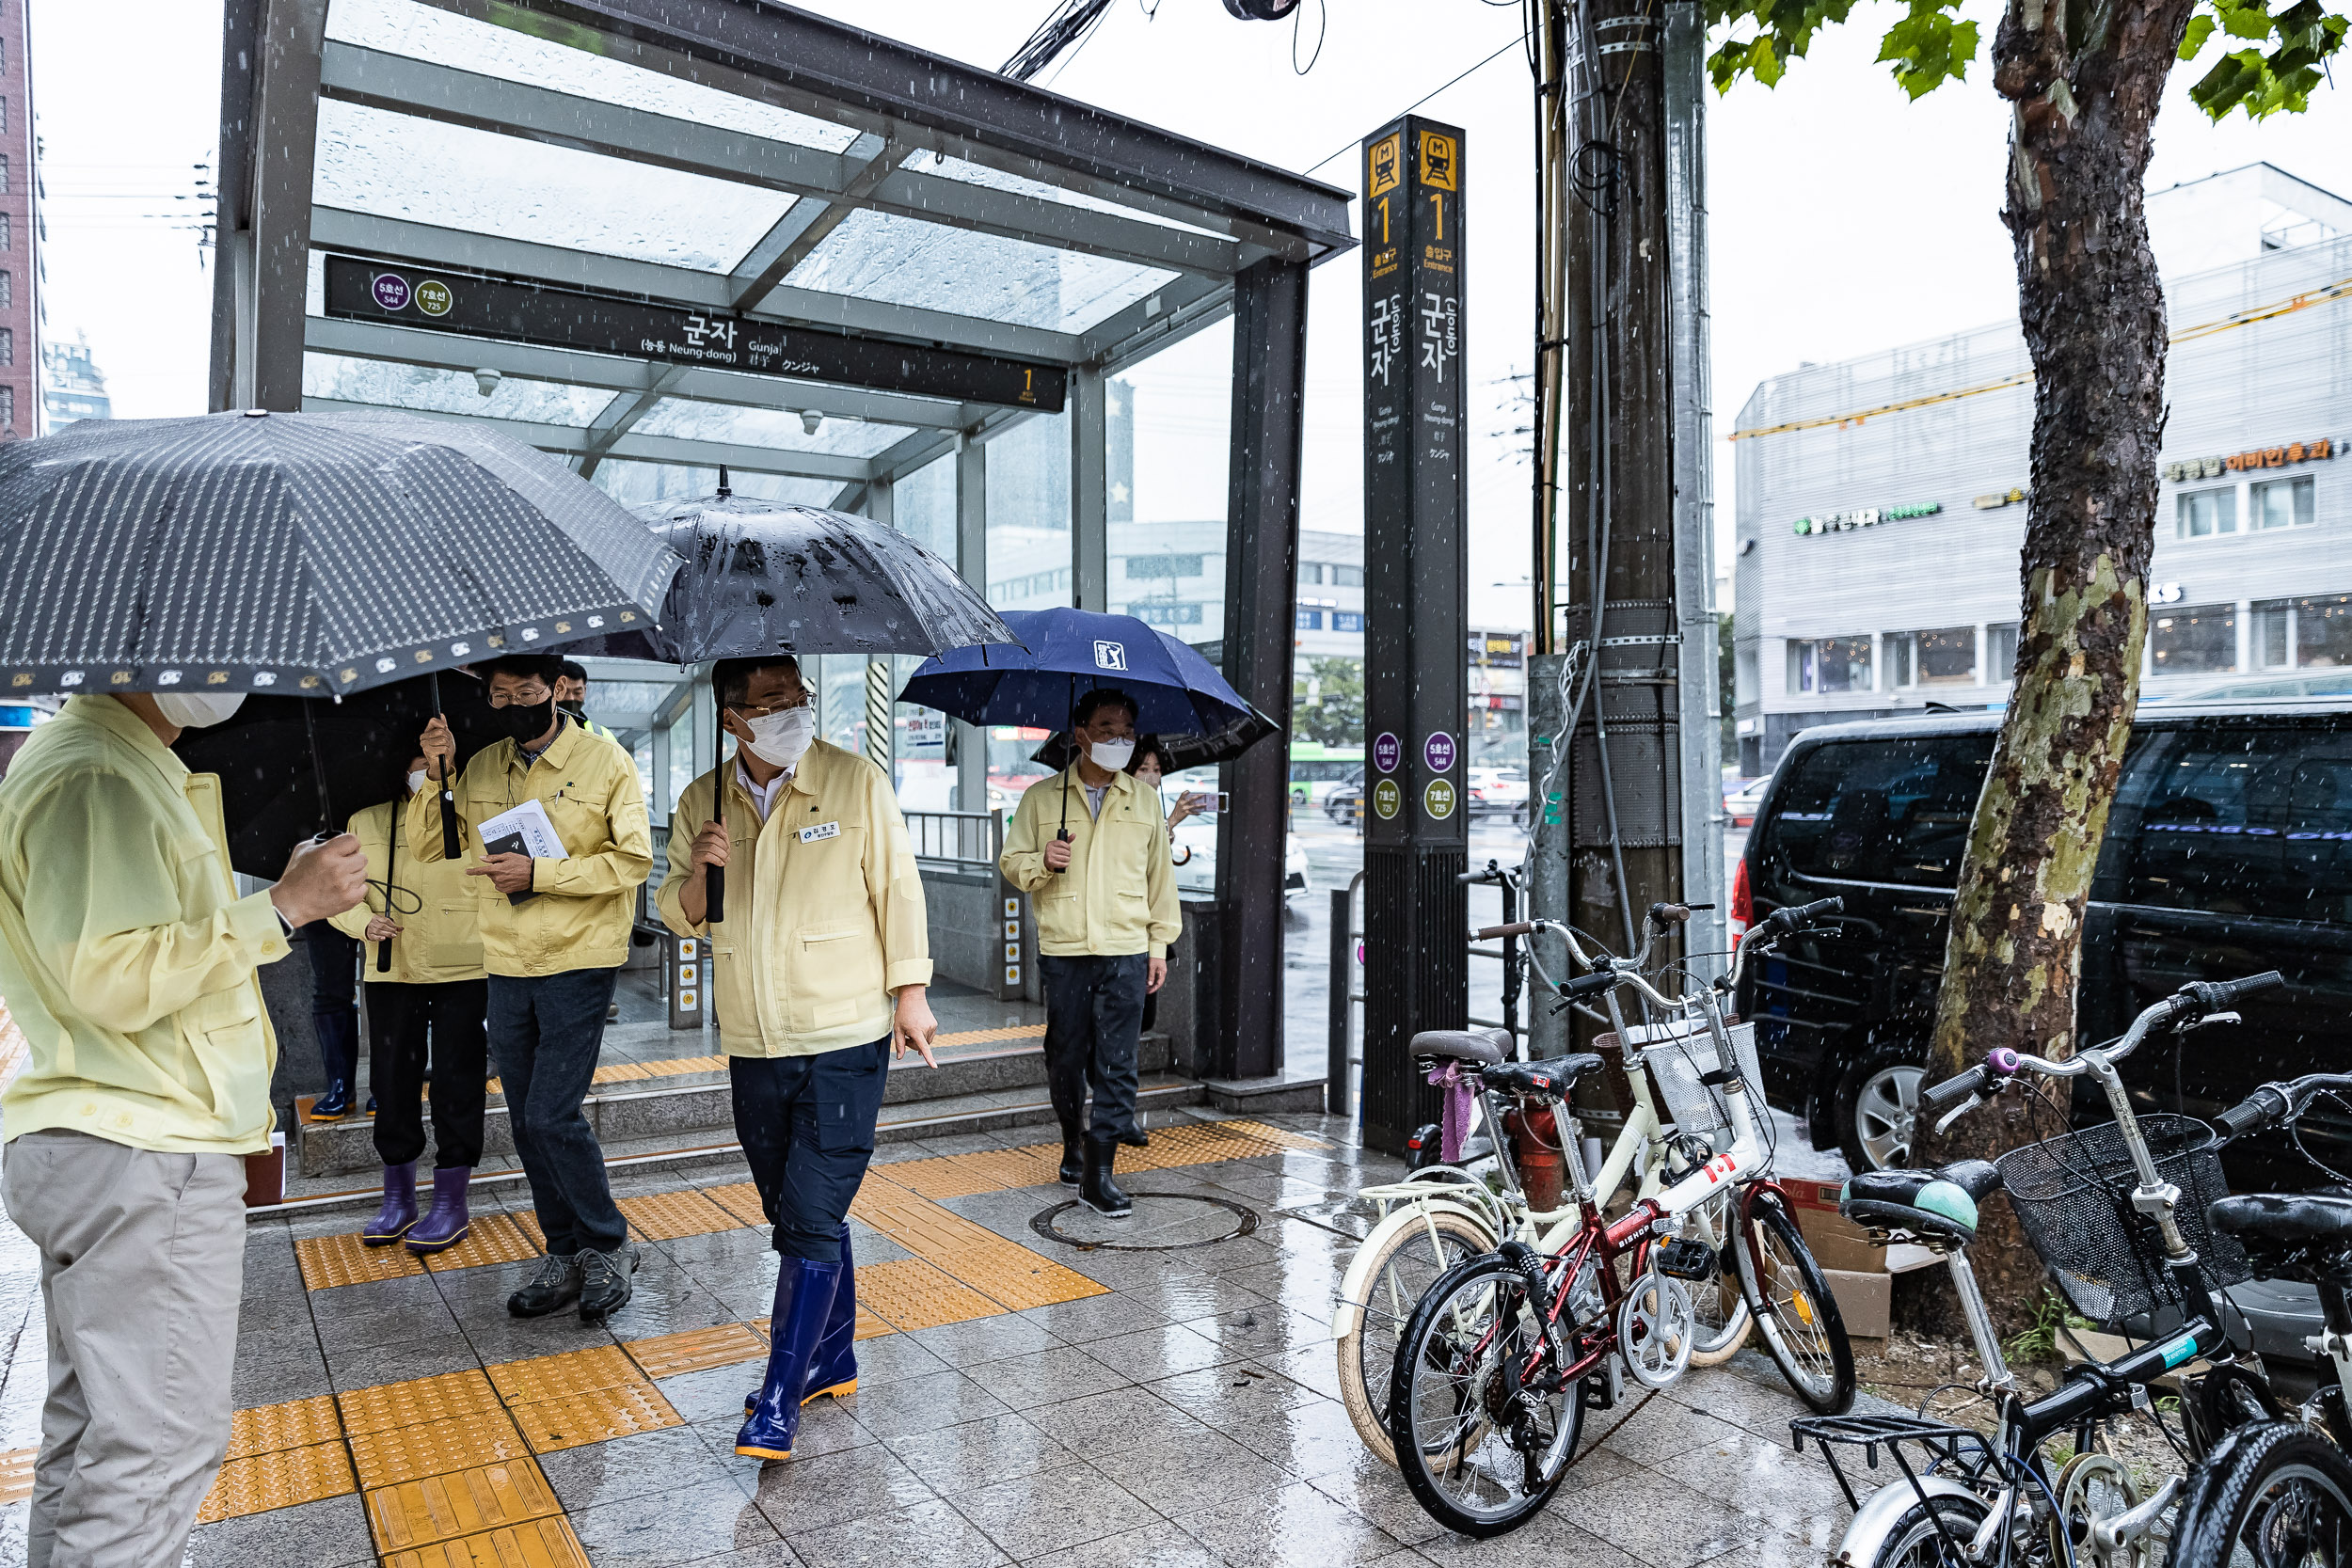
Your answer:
[477,800,570,862]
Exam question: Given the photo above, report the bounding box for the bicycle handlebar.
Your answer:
[1922,1049,2023,1114]
[1476,921,1535,941]
[2215,1069,2352,1142]
[1753,896,1842,941]
[2185,971,2284,1015]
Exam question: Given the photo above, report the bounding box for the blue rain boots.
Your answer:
[405,1166,472,1256]
[736,1255,845,1462]
[310,1008,358,1120]
[362,1162,418,1246]
[747,1225,857,1416]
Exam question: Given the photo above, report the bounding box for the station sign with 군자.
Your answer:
[323,254,1067,412]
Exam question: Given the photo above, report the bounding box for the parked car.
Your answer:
[1325,768,1366,823]
[1724,776,1771,829]
[1736,700,2352,1182]
[1170,820,1312,903]
[1466,767,1530,822]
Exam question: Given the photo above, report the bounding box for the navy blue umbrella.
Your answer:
[898,607,1263,736]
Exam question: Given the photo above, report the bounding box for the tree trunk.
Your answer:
[1910,0,2197,1331]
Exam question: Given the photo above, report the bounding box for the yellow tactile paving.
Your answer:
[420,1212,543,1273]
[341,1370,505,1438]
[348,1410,532,1490]
[887,1146,1064,1198]
[616,1187,739,1241]
[297,1228,428,1289]
[365,1458,561,1553]
[855,1305,894,1340]
[622,1322,767,1380]
[507,1209,547,1254]
[0,1446,33,1506]
[589,1061,651,1084]
[198,1438,357,1524]
[226,1395,344,1461]
[486,1345,641,1406]
[385,1515,593,1568]
[508,1383,682,1451]
[855,1257,1009,1330]
[703,1180,770,1227]
[932,1023,1049,1046]
[852,1179,1104,1308]
[632,1053,727,1076]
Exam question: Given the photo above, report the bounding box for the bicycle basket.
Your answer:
[1626,1018,1761,1148]
[1994,1115,2250,1330]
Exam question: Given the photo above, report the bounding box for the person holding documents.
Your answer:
[415,654,652,1323]
[656,656,938,1465]
[333,752,488,1256]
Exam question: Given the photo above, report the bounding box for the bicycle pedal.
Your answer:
[1656,1238,1717,1282]
[1581,1359,1622,1411]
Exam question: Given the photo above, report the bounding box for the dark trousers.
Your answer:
[303,924,360,1084]
[730,1039,891,1263]
[366,979,488,1168]
[1040,954,1147,1142]
[486,969,626,1256]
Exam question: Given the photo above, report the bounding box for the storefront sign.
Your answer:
[2164,438,2334,483]
[1972,487,2026,510]
[1792,501,1941,537]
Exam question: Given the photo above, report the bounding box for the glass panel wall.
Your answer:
[891,454,958,811]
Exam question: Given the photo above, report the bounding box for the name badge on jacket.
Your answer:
[799,821,841,844]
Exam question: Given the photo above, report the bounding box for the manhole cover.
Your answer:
[1030,1193,1259,1251]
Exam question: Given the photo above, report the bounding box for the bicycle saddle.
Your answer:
[2209,1193,2352,1247]
[1479,1053,1603,1101]
[1411,1028,1512,1066]
[1840,1159,2001,1244]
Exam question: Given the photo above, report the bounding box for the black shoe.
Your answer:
[1120,1127,1151,1149]
[310,1079,352,1120]
[1081,1137,1132,1219]
[508,1253,582,1318]
[578,1244,639,1323]
[1058,1139,1083,1186]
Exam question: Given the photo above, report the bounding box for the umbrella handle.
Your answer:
[706,685,726,925]
[376,805,395,974]
[430,674,461,861]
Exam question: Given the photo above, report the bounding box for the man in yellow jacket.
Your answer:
[414,653,652,1324]
[0,689,366,1568]
[1000,688,1181,1219]
[332,752,488,1256]
[657,656,937,1464]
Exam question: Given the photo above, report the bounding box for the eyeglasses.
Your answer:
[487,686,551,707]
[725,695,813,720]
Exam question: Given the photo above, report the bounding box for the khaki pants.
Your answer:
[2,1130,246,1568]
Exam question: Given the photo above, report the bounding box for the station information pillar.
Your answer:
[1359,117,1469,1157]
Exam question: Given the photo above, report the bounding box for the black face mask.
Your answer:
[496,697,556,745]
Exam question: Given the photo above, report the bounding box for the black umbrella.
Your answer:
[568,481,1019,922]
[1030,716,1275,775]
[0,408,680,698]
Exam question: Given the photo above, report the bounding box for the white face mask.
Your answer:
[1088,736,1136,773]
[408,769,431,797]
[741,705,817,770]
[154,690,246,729]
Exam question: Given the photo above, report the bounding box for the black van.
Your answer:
[1736,700,2352,1177]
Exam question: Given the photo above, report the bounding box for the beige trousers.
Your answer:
[2,1129,246,1568]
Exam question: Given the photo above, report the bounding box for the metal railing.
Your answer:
[906,807,1003,870]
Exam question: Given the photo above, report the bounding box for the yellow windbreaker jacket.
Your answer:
[656,740,931,1057]
[405,716,651,977]
[0,696,293,1154]
[999,767,1183,958]
[328,800,485,984]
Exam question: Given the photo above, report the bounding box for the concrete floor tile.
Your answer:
[1080,1324,1242,1384]
[783,1498,1009,1568]
[310,1273,453,1351]
[880,1409,1072,1497]
[1267,1340,1347,1404]
[1595,1394,1737,1467]
[1302,1455,1452,1548]
[945,1459,1161,1560]
[831,1329,952,1389]
[1121,1273,1272,1323]
[838,1369,1012,1439]
[1018,1384,1215,1461]
[539,1424,739,1512]
[1012,1291,1171,1345]
[1542,1468,1777,1568]
[744,1437,936,1535]
[687,1397,874,1469]
[659,1364,765,1424]
[967,1344,1135,1411]
[1172,1477,1404,1568]
[1175,1301,1336,1362]
[568,1476,776,1566]
[1020,1519,1224,1568]
[1414,1507,1649,1568]
[186,1491,373,1568]
[598,1281,742,1341]
[1647,1428,1852,1529]
[1089,1429,1293,1517]
[229,1342,333,1409]
[1225,1390,1377,1480]
[1143,1363,1329,1427]
[902,1311,1061,1369]
[326,1333,481,1391]
[462,1310,616,1370]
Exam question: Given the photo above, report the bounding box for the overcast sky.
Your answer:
[30,0,2349,630]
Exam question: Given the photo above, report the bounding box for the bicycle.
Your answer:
[2161,1068,2352,1568]
[1793,972,2284,1568]
[1383,899,1858,1537]
[1330,894,1754,1466]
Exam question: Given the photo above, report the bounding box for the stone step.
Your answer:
[292,1029,1177,1179]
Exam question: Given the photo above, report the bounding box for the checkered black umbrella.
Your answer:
[0,408,681,698]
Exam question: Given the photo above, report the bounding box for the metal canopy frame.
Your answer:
[213,0,1354,1079]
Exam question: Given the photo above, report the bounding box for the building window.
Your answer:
[1330,611,1363,633]
[0,154,8,195]
[1330,564,1364,587]
[2150,603,2236,673]
[1,387,11,430]
[1889,626,1977,688]
[2251,475,2315,531]
[1786,636,1874,695]
[2,213,10,252]
[0,329,10,367]
[1987,622,2020,683]
[2175,486,2237,538]
[1297,562,1324,585]
[1295,609,1323,631]
[2256,596,2352,669]
[0,272,10,309]
[1125,553,1202,580]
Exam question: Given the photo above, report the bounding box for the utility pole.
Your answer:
[1527,0,1722,1077]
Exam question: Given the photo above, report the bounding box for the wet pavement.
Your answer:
[0,1105,1869,1568]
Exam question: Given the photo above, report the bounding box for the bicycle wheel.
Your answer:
[1679,1186,1754,1366]
[1855,1493,1993,1568]
[1388,1254,1582,1538]
[1336,1206,1493,1467]
[2052,1452,2145,1568]
[1734,1195,1855,1414]
[2174,1421,2352,1568]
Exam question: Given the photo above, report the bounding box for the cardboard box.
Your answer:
[1785,1179,1883,1274]
[1824,1268,1892,1338]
